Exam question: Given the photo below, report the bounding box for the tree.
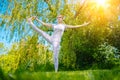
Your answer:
[0,0,120,71]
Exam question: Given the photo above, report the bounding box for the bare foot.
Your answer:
[27,17,32,23]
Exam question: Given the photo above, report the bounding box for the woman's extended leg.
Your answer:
[52,41,60,72]
[28,22,52,43]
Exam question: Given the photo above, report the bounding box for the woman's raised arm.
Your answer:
[35,17,53,28]
[66,22,90,28]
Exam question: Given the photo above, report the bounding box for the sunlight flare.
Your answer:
[96,0,106,5]
[94,0,107,7]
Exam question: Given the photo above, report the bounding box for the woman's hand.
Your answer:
[83,22,90,26]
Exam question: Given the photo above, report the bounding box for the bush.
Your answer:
[0,36,54,74]
[93,42,120,69]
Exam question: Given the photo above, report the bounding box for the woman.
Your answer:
[27,15,90,72]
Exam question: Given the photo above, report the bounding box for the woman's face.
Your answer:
[57,15,63,23]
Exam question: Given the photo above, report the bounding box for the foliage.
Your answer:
[59,0,120,70]
[93,43,120,69]
[0,43,8,54]
[0,0,120,72]
[108,22,120,50]
[0,68,5,80]
[0,35,53,73]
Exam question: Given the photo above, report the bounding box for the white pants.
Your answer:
[39,31,60,72]
[39,30,60,72]
[29,22,60,72]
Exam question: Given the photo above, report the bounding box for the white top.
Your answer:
[52,24,66,42]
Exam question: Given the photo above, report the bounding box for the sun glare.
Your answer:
[94,0,106,7]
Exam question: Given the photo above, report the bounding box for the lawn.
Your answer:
[3,70,120,80]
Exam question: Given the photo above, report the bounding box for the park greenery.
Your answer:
[0,0,120,80]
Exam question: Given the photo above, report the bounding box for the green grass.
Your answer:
[2,70,120,80]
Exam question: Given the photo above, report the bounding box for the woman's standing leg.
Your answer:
[52,41,60,72]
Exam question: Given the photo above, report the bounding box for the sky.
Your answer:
[0,0,10,54]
